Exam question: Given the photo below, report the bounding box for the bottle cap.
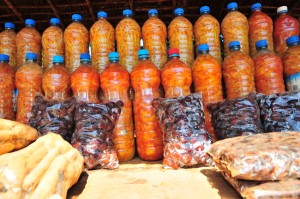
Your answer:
[25,52,37,61]
[255,40,268,49]
[277,6,288,14]
[198,44,209,52]
[174,8,184,16]
[227,2,238,11]
[80,53,90,61]
[138,49,149,59]
[123,9,132,16]
[200,6,210,14]
[251,3,262,11]
[25,19,36,26]
[286,36,300,46]
[4,22,15,29]
[0,54,10,62]
[228,41,240,48]
[148,9,158,16]
[52,55,64,63]
[108,52,120,61]
[50,18,60,25]
[72,14,82,21]
[168,48,180,57]
[97,11,107,18]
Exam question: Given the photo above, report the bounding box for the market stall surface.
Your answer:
[68,158,240,199]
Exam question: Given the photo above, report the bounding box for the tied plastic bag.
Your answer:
[208,132,300,181]
[29,94,76,142]
[152,93,213,169]
[71,101,123,170]
[208,93,263,140]
[257,92,300,132]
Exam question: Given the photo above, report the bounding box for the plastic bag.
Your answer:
[208,132,300,181]
[257,92,300,132]
[152,93,213,169]
[208,93,263,140]
[29,94,76,142]
[71,101,123,170]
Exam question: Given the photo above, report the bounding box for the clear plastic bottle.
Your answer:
[194,6,221,63]
[100,52,135,161]
[282,36,300,92]
[221,2,249,56]
[168,8,194,66]
[42,18,65,70]
[116,9,141,72]
[0,54,15,120]
[142,9,167,69]
[16,53,43,124]
[192,44,223,141]
[274,6,300,57]
[0,22,17,70]
[42,55,70,100]
[223,41,255,99]
[253,40,285,95]
[71,53,99,103]
[249,3,274,58]
[64,14,89,72]
[90,11,115,73]
[161,48,192,98]
[131,49,163,160]
[16,19,42,68]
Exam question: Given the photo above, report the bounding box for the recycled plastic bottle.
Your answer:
[0,22,17,70]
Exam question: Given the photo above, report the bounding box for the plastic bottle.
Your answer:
[282,36,300,92]
[15,52,43,124]
[161,48,192,97]
[100,52,135,161]
[142,9,167,69]
[194,6,221,63]
[90,11,115,73]
[0,22,17,70]
[223,41,255,99]
[116,9,141,72]
[168,8,194,66]
[274,6,299,57]
[131,49,163,160]
[253,40,285,95]
[192,44,223,141]
[64,14,89,72]
[42,18,65,70]
[71,53,99,103]
[221,2,249,56]
[16,19,42,68]
[42,55,70,100]
[0,54,15,120]
[248,3,274,58]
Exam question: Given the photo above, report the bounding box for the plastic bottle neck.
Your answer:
[80,60,91,65]
[175,13,183,17]
[229,46,241,52]
[257,46,268,51]
[139,57,149,61]
[0,60,8,63]
[53,62,63,66]
[288,42,300,47]
[98,17,106,20]
[73,20,81,23]
[201,12,210,15]
[199,50,209,55]
[5,28,14,31]
[149,13,158,18]
[26,25,35,28]
[124,15,132,18]
[229,8,238,12]
[51,24,59,26]
[25,59,37,63]
[252,9,261,13]
[278,12,288,15]
[109,60,119,64]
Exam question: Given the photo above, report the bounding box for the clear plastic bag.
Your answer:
[152,93,213,169]
[71,101,123,170]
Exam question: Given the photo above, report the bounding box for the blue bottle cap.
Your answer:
[80,53,91,61]
[50,18,60,25]
[174,8,184,16]
[72,14,82,21]
[4,22,15,29]
[228,41,240,48]
[52,55,64,63]
[25,52,37,61]
[97,11,107,18]
[0,54,10,62]
[138,49,149,59]
[108,52,120,61]
[286,36,300,46]
[251,3,262,11]
[25,19,36,26]
[227,2,238,11]
[200,6,210,14]
[148,9,158,16]
[123,9,132,16]
[198,44,210,52]
[255,40,268,49]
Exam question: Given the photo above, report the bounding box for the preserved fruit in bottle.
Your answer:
[282,36,300,92]
[100,52,135,161]
[248,3,274,58]
[16,19,42,68]
[131,49,163,160]
[0,54,15,120]
[221,2,249,56]
[42,18,64,70]
[16,53,43,124]
[0,22,17,70]
[274,6,300,57]
[162,48,192,98]
[223,41,255,99]
[194,6,221,63]
[142,9,167,69]
[71,53,99,103]
[192,44,223,141]
[42,55,70,100]
[90,11,114,73]
[64,14,89,72]
[116,9,141,72]
[253,40,285,95]
[168,8,194,66]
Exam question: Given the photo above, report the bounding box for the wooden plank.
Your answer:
[2,0,24,23]
[85,0,96,22]
[46,0,65,29]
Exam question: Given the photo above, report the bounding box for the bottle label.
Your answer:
[13,89,18,112]
[286,72,300,92]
